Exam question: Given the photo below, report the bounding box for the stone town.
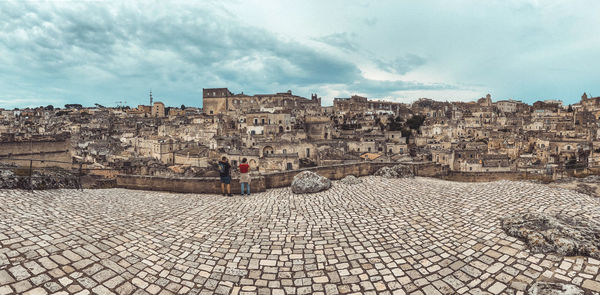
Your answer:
[1,89,600,179]
[2,90,600,294]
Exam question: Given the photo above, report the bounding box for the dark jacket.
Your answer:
[218,161,231,177]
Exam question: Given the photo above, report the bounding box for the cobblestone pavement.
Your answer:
[1,177,600,295]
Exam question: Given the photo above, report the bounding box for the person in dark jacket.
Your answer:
[218,157,232,196]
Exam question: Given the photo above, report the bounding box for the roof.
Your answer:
[360,153,382,160]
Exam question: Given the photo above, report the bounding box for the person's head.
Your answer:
[222,156,228,162]
[242,158,247,163]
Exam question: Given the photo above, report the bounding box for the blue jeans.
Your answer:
[241,182,250,195]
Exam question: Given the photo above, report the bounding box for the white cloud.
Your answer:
[0,0,598,108]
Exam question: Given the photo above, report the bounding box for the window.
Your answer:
[261,119,265,124]
[283,149,287,154]
[368,147,372,152]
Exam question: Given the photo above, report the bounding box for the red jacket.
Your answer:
[239,163,249,173]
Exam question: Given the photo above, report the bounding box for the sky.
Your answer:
[0,0,599,109]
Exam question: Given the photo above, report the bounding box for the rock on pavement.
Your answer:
[291,171,331,194]
[501,212,600,259]
[340,175,362,185]
[374,164,414,178]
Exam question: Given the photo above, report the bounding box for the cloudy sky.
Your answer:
[0,0,599,109]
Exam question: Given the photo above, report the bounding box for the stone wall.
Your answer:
[442,171,553,182]
[117,174,267,194]
[85,169,120,179]
[0,140,72,169]
[116,162,393,193]
[116,162,451,194]
[116,162,449,193]
[408,161,449,177]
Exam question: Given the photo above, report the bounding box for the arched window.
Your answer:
[263,146,274,155]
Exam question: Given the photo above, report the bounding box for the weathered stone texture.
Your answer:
[374,164,414,178]
[290,171,331,194]
[339,175,362,185]
[501,212,600,258]
[1,177,599,294]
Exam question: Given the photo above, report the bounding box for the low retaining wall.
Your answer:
[117,175,266,194]
[409,161,449,177]
[115,162,450,194]
[441,171,554,183]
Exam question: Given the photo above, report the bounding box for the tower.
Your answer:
[150,90,153,106]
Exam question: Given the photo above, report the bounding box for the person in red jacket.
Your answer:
[239,158,251,196]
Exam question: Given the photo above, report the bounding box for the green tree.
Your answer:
[406,115,426,130]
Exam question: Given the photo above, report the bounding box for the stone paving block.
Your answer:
[9,264,31,280]
[0,285,13,295]
[0,270,15,285]
[1,179,600,293]
[23,287,47,295]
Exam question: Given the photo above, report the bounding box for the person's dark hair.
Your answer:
[242,158,247,163]
[222,156,227,161]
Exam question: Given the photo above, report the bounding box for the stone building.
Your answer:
[333,95,408,115]
[203,88,321,115]
[152,102,165,118]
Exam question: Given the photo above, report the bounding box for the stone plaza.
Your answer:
[1,177,600,295]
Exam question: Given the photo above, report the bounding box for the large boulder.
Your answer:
[527,282,584,295]
[291,171,331,194]
[500,212,600,258]
[340,175,362,185]
[374,164,414,179]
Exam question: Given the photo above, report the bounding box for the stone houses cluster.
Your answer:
[425,93,599,174]
[1,90,599,177]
